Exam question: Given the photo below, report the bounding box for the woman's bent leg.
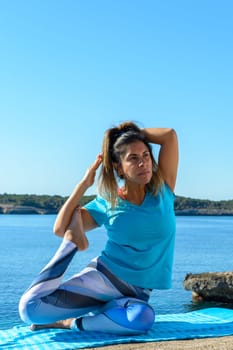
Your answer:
[19,207,96,325]
[31,297,155,334]
[72,297,155,335]
[19,240,108,325]
[19,238,78,324]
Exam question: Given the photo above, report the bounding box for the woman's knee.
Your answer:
[125,299,155,331]
[103,298,155,333]
[18,294,38,324]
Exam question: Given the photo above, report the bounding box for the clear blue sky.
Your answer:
[0,0,232,200]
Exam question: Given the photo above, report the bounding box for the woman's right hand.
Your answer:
[82,154,103,188]
[53,154,103,236]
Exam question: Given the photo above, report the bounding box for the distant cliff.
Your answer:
[0,194,95,215]
[0,193,232,215]
[175,196,233,216]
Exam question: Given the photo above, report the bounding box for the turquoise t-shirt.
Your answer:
[84,184,176,290]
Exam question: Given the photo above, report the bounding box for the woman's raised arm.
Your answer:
[142,128,178,192]
[53,154,102,236]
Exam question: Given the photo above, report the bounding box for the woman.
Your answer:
[19,121,178,334]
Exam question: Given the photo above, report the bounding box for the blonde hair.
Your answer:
[98,121,164,206]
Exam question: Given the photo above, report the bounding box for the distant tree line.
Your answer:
[0,193,95,214]
[0,193,233,215]
[174,196,233,215]
[175,196,233,211]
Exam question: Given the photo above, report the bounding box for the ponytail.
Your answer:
[98,121,164,206]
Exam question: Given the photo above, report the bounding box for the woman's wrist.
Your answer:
[142,127,175,145]
[141,128,154,144]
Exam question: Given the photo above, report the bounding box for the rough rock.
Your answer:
[0,205,45,214]
[183,272,233,303]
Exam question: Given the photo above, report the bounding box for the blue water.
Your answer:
[0,215,233,330]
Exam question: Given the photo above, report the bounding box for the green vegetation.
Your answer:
[0,193,95,214]
[174,195,233,215]
[0,193,232,215]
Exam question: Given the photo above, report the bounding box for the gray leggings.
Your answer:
[19,239,155,334]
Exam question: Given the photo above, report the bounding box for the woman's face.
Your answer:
[118,141,153,185]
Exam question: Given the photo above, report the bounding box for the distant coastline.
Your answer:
[0,193,233,215]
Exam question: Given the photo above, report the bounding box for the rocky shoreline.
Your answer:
[1,193,232,215]
[184,272,233,303]
[0,204,57,215]
[1,204,233,215]
[175,209,233,216]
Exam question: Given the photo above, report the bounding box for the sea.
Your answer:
[0,215,233,330]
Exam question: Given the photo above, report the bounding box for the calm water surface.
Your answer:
[0,215,233,329]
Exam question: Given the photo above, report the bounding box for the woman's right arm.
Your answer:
[53,154,103,237]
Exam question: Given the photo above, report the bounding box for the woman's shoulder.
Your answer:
[147,183,175,202]
[84,194,109,210]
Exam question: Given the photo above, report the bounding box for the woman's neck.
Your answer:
[120,184,146,205]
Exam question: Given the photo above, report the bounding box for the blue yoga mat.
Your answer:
[1,308,233,349]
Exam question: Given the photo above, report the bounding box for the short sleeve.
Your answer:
[163,183,176,203]
[84,195,108,226]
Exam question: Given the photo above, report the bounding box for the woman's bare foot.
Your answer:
[64,206,89,251]
[30,318,74,331]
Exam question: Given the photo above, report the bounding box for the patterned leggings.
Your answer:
[19,239,155,334]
